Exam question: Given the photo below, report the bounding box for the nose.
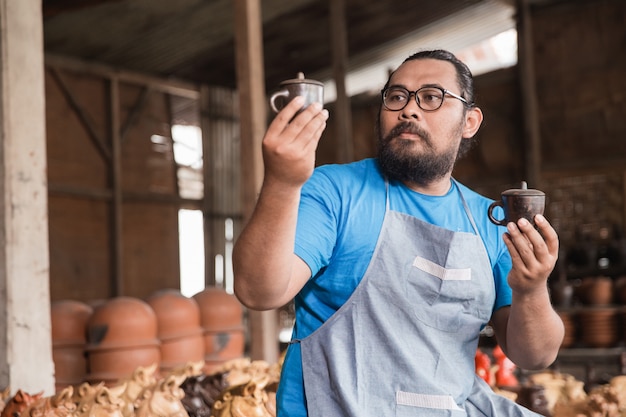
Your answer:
[399,94,422,120]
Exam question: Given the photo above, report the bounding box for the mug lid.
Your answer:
[279,72,323,87]
[502,181,545,196]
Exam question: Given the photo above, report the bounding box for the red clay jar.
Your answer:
[85,296,160,384]
[146,289,205,372]
[579,308,619,348]
[51,300,93,390]
[588,276,614,305]
[193,288,245,371]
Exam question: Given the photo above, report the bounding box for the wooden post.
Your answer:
[0,0,55,395]
[329,0,353,163]
[517,0,542,188]
[109,77,124,296]
[233,0,279,364]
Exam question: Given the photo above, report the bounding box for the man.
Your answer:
[233,49,564,416]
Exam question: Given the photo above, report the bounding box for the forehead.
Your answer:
[388,58,458,89]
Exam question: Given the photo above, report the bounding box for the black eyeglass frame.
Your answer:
[381,86,471,112]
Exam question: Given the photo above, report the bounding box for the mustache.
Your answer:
[384,122,431,146]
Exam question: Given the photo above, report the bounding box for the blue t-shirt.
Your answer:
[277,158,512,416]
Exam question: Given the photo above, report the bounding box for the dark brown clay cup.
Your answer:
[488,181,545,226]
[270,72,323,114]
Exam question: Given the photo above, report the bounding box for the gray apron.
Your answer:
[298,181,542,417]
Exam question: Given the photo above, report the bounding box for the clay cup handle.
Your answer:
[488,201,507,226]
[270,89,290,113]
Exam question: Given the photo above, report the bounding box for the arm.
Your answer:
[491,214,564,370]
[232,98,329,311]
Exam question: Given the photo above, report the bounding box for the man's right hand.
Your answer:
[262,96,329,189]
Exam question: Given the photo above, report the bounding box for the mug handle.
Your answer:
[269,89,290,113]
[488,201,507,226]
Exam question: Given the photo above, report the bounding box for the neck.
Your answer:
[402,174,453,196]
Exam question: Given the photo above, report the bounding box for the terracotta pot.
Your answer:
[85,297,160,384]
[51,300,93,344]
[51,300,93,390]
[193,288,245,370]
[588,277,614,305]
[146,289,205,371]
[193,287,244,329]
[85,343,161,385]
[146,289,203,339]
[578,276,613,305]
[614,276,626,304]
[579,308,619,348]
[557,311,577,349]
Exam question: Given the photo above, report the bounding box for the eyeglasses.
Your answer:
[381,86,470,112]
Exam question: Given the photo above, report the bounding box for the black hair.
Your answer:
[383,49,476,107]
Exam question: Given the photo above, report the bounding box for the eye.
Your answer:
[386,89,408,103]
[418,88,443,104]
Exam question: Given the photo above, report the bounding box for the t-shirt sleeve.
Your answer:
[294,169,340,278]
[493,247,513,311]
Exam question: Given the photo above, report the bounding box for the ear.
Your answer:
[462,106,483,138]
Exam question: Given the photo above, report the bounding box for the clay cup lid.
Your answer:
[279,72,323,87]
[502,181,544,196]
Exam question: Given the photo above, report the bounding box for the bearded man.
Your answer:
[233,49,564,417]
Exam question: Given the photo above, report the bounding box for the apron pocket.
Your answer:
[407,256,477,332]
[395,391,467,417]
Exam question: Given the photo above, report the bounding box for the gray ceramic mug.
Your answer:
[270,72,324,114]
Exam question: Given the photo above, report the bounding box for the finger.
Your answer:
[506,221,537,267]
[267,96,306,136]
[533,214,559,256]
[284,102,324,136]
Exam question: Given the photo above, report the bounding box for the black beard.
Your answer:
[376,121,458,187]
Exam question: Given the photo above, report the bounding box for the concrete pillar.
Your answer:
[0,0,55,395]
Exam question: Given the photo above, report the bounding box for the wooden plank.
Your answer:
[233,0,279,364]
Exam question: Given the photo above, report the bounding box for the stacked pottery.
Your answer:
[557,311,576,349]
[579,308,619,348]
[193,287,245,373]
[577,276,618,348]
[51,300,93,391]
[146,289,205,373]
[85,296,161,384]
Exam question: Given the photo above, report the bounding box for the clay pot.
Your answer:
[193,288,245,371]
[51,300,93,390]
[578,276,613,305]
[579,308,619,348]
[557,311,576,349]
[550,281,574,308]
[85,297,160,384]
[614,276,626,304]
[146,289,205,372]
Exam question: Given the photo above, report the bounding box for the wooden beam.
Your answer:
[109,77,124,296]
[233,0,279,364]
[329,0,353,163]
[48,67,112,161]
[0,0,55,395]
[45,53,200,100]
[517,0,543,188]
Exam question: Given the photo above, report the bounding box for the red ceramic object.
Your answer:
[193,287,244,330]
[579,308,619,348]
[51,300,93,390]
[146,289,205,371]
[85,297,160,384]
[193,288,245,370]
